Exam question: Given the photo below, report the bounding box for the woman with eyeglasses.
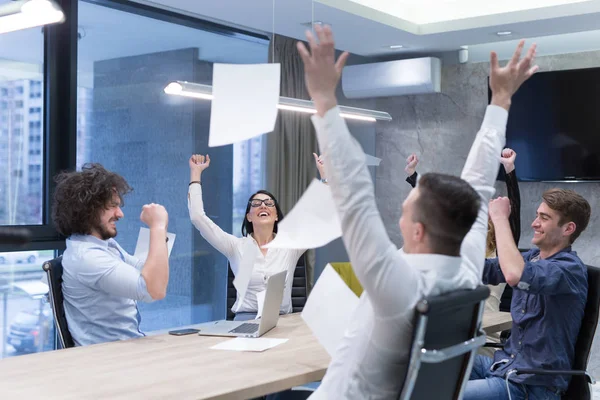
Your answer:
[187,154,304,321]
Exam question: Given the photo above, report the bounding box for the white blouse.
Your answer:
[188,184,304,314]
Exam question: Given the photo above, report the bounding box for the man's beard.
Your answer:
[95,221,117,240]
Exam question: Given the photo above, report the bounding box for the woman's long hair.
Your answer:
[241,190,285,237]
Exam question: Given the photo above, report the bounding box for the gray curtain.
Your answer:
[266,34,317,291]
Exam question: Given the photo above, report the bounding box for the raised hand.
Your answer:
[489,40,539,110]
[313,152,326,180]
[405,153,419,176]
[489,197,511,222]
[499,148,517,174]
[189,154,210,181]
[140,203,169,230]
[297,25,349,116]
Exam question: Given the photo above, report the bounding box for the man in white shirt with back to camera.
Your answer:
[296,26,538,399]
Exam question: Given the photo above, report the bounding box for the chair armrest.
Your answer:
[513,369,596,384]
[421,333,486,363]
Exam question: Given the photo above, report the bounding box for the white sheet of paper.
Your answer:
[364,153,381,166]
[133,227,176,262]
[233,240,259,305]
[263,179,341,250]
[208,63,281,147]
[255,290,267,320]
[210,337,288,352]
[302,264,360,356]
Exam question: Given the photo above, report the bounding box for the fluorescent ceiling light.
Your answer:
[0,0,65,34]
[496,31,513,36]
[339,0,590,25]
[164,81,392,122]
[388,45,404,49]
[300,20,327,27]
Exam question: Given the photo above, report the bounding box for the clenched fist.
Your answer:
[489,197,511,222]
[405,154,419,176]
[140,203,168,230]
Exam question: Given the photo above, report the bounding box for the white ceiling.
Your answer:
[2,0,600,78]
[140,0,600,59]
[325,0,593,26]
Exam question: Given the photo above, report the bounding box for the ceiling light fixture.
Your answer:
[389,45,404,49]
[496,31,513,36]
[164,81,392,122]
[300,20,326,27]
[0,0,65,34]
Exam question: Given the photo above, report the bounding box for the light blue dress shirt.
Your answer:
[62,234,154,346]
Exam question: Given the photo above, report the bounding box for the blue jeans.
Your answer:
[463,355,562,400]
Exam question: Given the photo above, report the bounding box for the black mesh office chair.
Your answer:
[399,286,490,399]
[42,256,74,349]
[226,252,308,320]
[501,264,599,400]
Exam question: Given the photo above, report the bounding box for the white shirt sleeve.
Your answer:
[311,108,419,318]
[459,105,508,282]
[188,183,240,262]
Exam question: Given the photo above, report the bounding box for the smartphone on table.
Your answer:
[168,328,200,336]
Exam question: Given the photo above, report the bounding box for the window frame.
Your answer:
[0,0,268,253]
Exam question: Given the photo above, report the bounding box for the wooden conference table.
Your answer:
[0,312,512,400]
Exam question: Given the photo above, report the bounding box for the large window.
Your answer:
[0,0,270,359]
[0,250,56,359]
[0,10,44,226]
[76,1,268,331]
[232,137,265,236]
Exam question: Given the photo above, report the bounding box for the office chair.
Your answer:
[42,256,74,349]
[399,286,490,399]
[285,286,491,399]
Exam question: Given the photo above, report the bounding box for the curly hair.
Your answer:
[52,163,132,237]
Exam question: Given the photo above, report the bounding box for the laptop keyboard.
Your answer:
[228,323,260,334]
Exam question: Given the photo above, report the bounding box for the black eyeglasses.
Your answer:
[249,199,276,208]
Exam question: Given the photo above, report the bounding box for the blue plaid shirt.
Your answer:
[482,247,587,391]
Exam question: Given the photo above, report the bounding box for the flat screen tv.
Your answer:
[489,67,600,181]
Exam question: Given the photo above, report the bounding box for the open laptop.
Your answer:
[197,270,286,338]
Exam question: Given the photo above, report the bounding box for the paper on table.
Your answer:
[133,227,176,262]
[263,179,341,250]
[208,63,281,147]
[210,337,289,352]
[364,153,381,166]
[255,290,267,320]
[302,264,359,356]
[233,240,259,305]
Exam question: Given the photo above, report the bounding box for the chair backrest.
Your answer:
[226,264,236,321]
[226,252,307,320]
[564,264,600,400]
[291,253,308,313]
[400,286,490,400]
[42,256,74,349]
